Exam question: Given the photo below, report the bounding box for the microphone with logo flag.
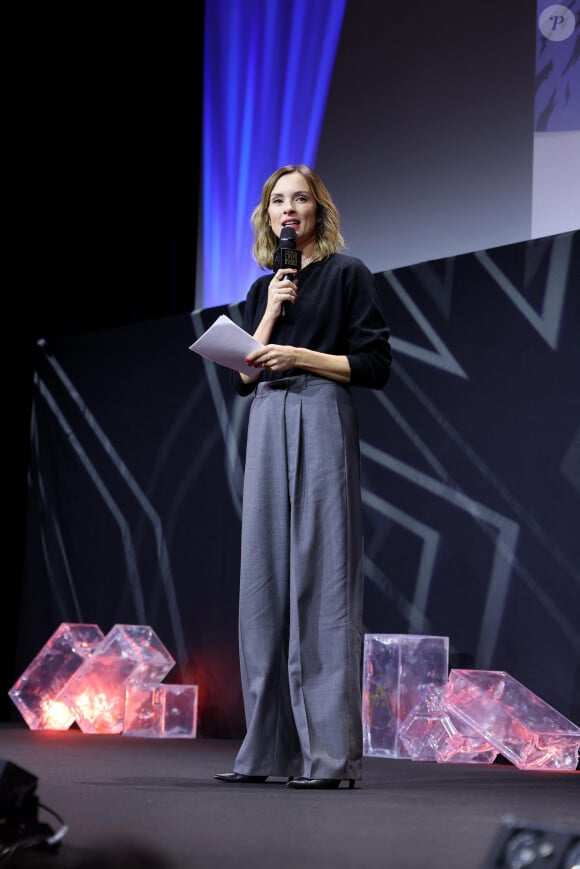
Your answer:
[273,227,301,317]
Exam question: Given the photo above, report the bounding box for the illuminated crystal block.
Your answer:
[399,685,498,764]
[442,670,580,771]
[8,623,105,730]
[362,634,449,758]
[397,688,441,762]
[123,683,198,738]
[59,625,175,734]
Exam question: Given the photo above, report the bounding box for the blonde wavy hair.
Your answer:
[250,164,345,270]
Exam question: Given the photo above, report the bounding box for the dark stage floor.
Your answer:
[0,724,578,869]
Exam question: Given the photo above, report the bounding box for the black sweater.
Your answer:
[235,253,392,396]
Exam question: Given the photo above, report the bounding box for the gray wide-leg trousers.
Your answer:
[234,375,364,781]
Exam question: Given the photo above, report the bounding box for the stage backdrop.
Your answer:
[15,230,580,737]
[199,0,580,308]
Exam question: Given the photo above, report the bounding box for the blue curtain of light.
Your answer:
[200,0,347,309]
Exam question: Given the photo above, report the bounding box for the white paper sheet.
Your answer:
[189,314,263,376]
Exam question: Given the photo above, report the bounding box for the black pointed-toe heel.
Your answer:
[287,777,356,790]
[214,772,268,783]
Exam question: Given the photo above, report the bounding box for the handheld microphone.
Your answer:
[274,227,301,317]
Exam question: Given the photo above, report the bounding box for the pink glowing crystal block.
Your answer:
[123,683,198,738]
[442,670,580,771]
[399,685,498,764]
[362,634,449,758]
[8,623,105,730]
[59,625,175,734]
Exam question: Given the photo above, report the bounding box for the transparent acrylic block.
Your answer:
[399,685,498,764]
[123,683,198,738]
[362,634,449,759]
[8,623,105,730]
[442,669,580,771]
[59,624,175,734]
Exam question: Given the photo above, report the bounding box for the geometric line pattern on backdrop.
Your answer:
[379,269,468,378]
[363,555,438,642]
[367,377,580,656]
[34,344,188,665]
[30,401,85,625]
[362,488,440,636]
[146,376,218,586]
[34,376,147,625]
[360,442,520,668]
[391,362,580,584]
[407,257,455,319]
[371,389,452,483]
[474,231,573,349]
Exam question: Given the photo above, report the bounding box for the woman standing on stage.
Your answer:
[215,164,392,789]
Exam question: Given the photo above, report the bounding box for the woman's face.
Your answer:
[267,172,317,250]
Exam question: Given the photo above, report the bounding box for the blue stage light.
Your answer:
[200,0,346,309]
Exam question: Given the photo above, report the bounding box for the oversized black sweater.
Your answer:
[235,253,392,396]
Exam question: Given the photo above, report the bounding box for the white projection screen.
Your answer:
[310,1,579,274]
